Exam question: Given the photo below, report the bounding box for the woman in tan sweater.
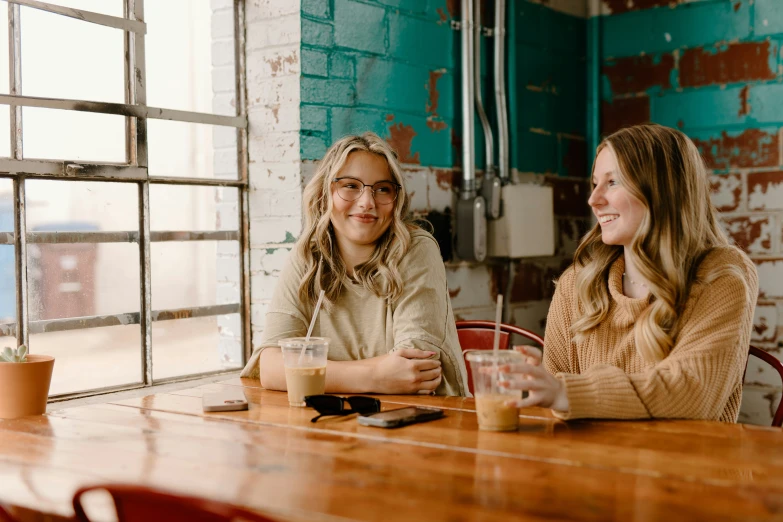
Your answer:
[241,133,469,396]
[500,124,758,422]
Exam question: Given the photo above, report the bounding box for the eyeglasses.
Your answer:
[332,177,401,205]
[305,394,381,423]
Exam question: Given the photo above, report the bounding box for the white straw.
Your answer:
[492,294,503,393]
[492,294,503,353]
[300,290,325,364]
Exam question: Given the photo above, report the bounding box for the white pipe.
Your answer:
[494,0,509,183]
[461,0,476,198]
[474,0,494,178]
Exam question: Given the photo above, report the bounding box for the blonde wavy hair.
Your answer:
[297,132,421,311]
[571,124,744,362]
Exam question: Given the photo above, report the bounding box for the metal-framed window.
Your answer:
[0,0,249,400]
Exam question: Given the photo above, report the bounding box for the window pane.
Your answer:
[150,185,238,231]
[23,108,125,162]
[0,105,11,158]
[148,120,237,180]
[0,245,14,323]
[21,6,124,103]
[146,0,236,116]
[37,324,142,396]
[152,314,242,381]
[28,242,139,321]
[151,241,239,310]
[0,6,9,95]
[34,1,123,17]
[26,180,138,232]
[0,181,14,323]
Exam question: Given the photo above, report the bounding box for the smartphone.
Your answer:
[357,406,444,428]
[202,391,249,412]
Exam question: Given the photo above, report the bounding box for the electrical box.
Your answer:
[487,183,555,258]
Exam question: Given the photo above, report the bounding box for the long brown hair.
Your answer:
[571,124,743,362]
[297,132,420,311]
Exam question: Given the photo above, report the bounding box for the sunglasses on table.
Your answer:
[304,394,381,423]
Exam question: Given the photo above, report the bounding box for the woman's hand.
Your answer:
[498,346,569,411]
[370,348,442,394]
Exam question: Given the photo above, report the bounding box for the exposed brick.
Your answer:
[602,54,674,95]
[507,261,564,303]
[709,173,742,212]
[601,0,674,15]
[680,41,777,88]
[560,136,587,178]
[755,258,783,299]
[601,96,650,135]
[721,215,772,254]
[691,129,779,171]
[748,171,783,211]
[547,177,591,217]
[556,217,590,257]
[387,122,420,164]
[752,303,778,343]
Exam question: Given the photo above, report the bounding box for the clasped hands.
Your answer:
[485,346,569,412]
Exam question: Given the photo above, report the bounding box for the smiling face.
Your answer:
[589,146,647,248]
[329,150,396,259]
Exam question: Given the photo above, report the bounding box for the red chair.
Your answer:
[456,320,544,395]
[73,484,276,522]
[0,505,17,522]
[748,346,783,428]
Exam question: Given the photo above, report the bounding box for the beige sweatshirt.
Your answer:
[544,246,758,423]
[241,230,469,396]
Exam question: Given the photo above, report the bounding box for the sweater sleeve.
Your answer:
[391,233,468,396]
[555,255,758,421]
[240,251,309,379]
[543,267,577,376]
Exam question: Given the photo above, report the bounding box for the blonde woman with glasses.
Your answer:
[500,124,758,422]
[241,132,469,396]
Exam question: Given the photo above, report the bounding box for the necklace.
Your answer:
[623,273,648,289]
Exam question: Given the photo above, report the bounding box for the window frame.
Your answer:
[0,0,250,400]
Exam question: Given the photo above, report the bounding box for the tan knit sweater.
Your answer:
[543,246,758,423]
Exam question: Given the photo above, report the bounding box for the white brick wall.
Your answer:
[245,0,303,352]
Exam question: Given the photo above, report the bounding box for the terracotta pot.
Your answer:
[0,355,55,419]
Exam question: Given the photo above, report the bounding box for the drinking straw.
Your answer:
[492,294,503,392]
[300,290,325,364]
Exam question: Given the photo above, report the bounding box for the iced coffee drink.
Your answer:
[280,337,329,407]
[466,350,523,432]
[284,366,326,407]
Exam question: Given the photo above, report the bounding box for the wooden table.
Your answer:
[1,378,783,521]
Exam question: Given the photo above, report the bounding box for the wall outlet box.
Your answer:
[487,183,555,258]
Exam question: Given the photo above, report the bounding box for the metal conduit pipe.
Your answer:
[456,0,487,262]
[475,0,501,220]
[460,0,476,199]
[494,0,509,184]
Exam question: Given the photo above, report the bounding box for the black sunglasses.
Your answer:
[304,394,381,423]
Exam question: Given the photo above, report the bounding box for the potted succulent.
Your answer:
[0,345,55,419]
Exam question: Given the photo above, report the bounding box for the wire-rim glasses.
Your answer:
[305,394,381,423]
[332,177,401,205]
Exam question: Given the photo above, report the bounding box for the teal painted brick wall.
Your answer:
[300,0,587,178]
[598,0,783,426]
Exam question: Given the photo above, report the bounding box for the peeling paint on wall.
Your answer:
[680,42,777,88]
[386,122,420,164]
[601,0,674,15]
[603,54,674,95]
[601,96,651,135]
[748,171,783,210]
[709,173,742,212]
[721,215,772,253]
[692,129,779,171]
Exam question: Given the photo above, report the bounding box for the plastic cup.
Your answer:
[466,350,523,432]
[280,337,329,407]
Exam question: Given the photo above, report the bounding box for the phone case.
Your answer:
[357,406,444,428]
[202,391,249,412]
